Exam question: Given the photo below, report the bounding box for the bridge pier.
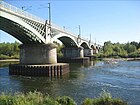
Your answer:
[84,48,93,56]
[92,46,99,54]
[9,44,69,77]
[58,47,89,63]
[62,47,84,58]
[93,49,99,54]
[19,44,57,64]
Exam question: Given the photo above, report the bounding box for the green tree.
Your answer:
[13,41,20,55]
[130,41,138,49]
[0,42,20,58]
[53,41,64,58]
[103,41,113,57]
[124,43,136,53]
[138,42,140,49]
[102,41,139,58]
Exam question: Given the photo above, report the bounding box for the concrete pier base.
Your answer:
[9,44,69,77]
[19,44,57,64]
[58,57,89,64]
[62,47,84,58]
[85,55,96,60]
[9,63,69,77]
[84,48,93,56]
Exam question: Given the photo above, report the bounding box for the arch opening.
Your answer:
[80,42,89,49]
[58,36,78,47]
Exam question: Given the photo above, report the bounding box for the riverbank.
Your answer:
[0,59,19,62]
[0,91,127,105]
[125,57,140,61]
[103,57,140,61]
[0,57,140,63]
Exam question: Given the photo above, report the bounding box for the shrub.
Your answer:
[0,92,13,105]
[0,91,128,105]
[82,90,128,105]
[0,91,57,105]
[56,96,76,105]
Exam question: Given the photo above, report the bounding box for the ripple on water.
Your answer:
[0,60,140,105]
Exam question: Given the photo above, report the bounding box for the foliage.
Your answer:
[1,40,140,59]
[56,96,76,105]
[101,41,140,58]
[103,41,113,56]
[123,43,136,53]
[128,51,140,58]
[0,91,58,105]
[82,90,128,105]
[0,91,76,105]
[130,41,140,49]
[0,41,20,59]
[0,91,128,105]
[53,41,64,58]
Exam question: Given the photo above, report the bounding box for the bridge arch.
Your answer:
[91,45,96,50]
[52,33,78,47]
[80,42,90,49]
[0,10,45,43]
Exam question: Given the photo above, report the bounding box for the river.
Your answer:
[0,60,140,105]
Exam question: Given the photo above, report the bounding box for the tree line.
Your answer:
[0,41,140,59]
[0,41,20,59]
[98,41,140,58]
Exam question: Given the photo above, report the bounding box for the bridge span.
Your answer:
[0,1,101,76]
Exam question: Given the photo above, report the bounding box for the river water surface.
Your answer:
[0,60,140,105]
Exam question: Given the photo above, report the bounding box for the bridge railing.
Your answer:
[51,23,79,38]
[0,1,92,44]
[0,1,45,23]
[51,23,89,42]
[0,1,78,38]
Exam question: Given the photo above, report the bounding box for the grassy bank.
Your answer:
[0,91,127,105]
[0,54,19,60]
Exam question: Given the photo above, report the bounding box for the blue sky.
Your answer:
[0,0,140,45]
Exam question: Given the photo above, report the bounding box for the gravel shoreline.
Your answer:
[103,57,140,61]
